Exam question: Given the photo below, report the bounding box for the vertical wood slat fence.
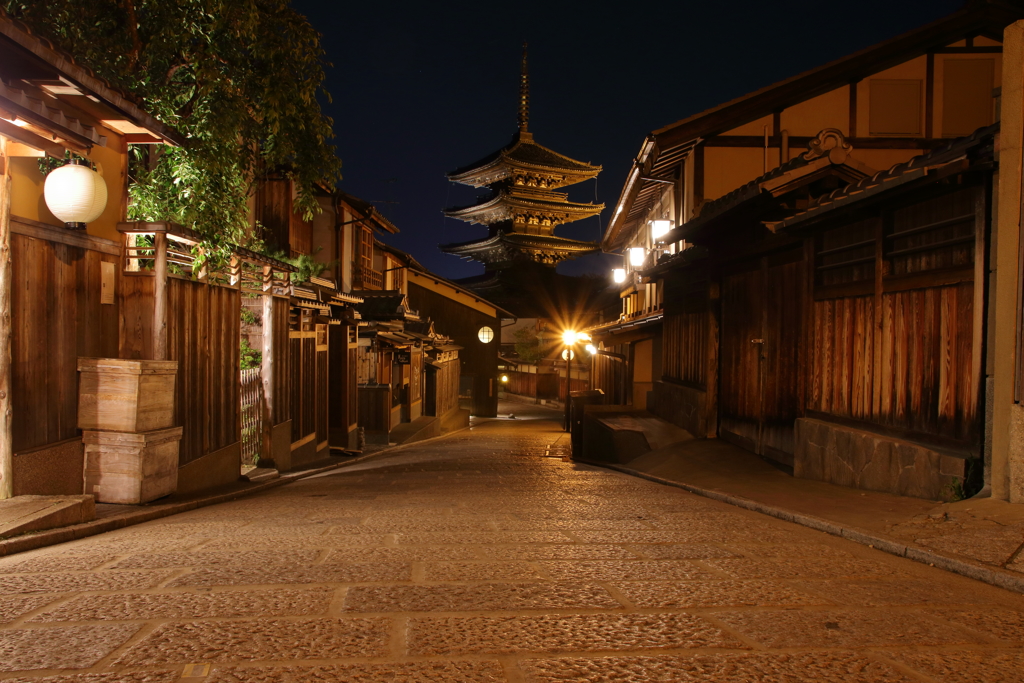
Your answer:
[240,367,264,465]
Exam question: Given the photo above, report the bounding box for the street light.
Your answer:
[651,219,673,241]
[612,268,626,283]
[561,329,578,431]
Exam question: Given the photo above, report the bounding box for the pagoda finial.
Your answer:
[518,42,529,133]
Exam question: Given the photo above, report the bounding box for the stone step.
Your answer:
[0,495,95,539]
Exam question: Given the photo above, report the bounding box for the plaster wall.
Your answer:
[780,86,850,137]
[993,21,1024,502]
[8,133,126,242]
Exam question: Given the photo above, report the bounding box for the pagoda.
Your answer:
[441,45,603,269]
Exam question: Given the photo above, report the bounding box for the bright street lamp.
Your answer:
[561,330,579,346]
[651,219,673,240]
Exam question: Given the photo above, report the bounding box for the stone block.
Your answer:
[794,418,967,500]
[649,381,707,437]
[12,438,85,496]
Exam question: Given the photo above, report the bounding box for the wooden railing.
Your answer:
[355,266,383,290]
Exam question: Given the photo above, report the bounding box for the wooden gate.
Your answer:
[240,368,264,465]
[719,248,806,466]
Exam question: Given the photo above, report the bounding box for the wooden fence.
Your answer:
[120,274,240,466]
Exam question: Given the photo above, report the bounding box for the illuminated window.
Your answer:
[477,326,494,343]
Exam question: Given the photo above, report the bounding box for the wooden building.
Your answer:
[0,10,184,499]
[594,0,1023,500]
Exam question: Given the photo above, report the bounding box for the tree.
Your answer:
[4,0,341,264]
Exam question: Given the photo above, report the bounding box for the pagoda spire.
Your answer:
[518,42,529,133]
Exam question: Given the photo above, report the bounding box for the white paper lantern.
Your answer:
[43,160,108,229]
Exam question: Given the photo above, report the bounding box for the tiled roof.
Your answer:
[774,123,997,230]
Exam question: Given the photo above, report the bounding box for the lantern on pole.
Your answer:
[43,159,108,230]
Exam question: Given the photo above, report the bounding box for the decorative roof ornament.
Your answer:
[801,128,852,164]
[518,42,530,133]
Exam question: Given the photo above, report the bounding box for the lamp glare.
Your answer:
[612,268,626,283]
[629,248,646,267]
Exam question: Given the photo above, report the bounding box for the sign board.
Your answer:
[395,350,412,365]
[561,349,575,361]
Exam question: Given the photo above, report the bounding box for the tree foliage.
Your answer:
[4,0,341,264]
[513,326,543,364]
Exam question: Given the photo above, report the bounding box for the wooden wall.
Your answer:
[289,333,317,442]
[434,358,460,418]
[591,354,626,405]
[806,185,983,450]
[663,312,707,387]
[120,275,240,466]
[11,227,119,453]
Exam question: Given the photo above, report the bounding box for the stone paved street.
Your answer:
[0,404,1022,682]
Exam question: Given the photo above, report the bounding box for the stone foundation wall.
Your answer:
[648,381,706,438]
[794,418,966,500]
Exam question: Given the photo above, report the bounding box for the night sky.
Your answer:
[292,0,963,281]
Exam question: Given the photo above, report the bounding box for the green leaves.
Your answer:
[6,0,341,252]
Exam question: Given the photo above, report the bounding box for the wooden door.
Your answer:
[718,249,805,466]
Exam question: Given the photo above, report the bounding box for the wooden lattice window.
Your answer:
[816,217,878,288]
[359,226,373,272]
[885,188,975,277]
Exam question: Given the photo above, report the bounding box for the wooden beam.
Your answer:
[152,232,168,361]
[925,53,935,139]
[0,140,11,499]
[261,265,274,464]
[0,118,64,157]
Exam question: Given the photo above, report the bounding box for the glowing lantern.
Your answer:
[651,219,673,240]
[629,247,646,267]
[43,159,107,230]
[477,326,494,343]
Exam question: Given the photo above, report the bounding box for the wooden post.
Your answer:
[261,265,274,464]
[152,232,168,361]
[0,139,12,499]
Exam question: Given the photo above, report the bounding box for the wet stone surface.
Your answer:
[0,402,1022,680]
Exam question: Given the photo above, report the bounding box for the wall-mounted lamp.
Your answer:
[612,268,626,283]
[585,344,597,355]
[628,247,646,267]
[43,159,107,230]
[650,219,673,241]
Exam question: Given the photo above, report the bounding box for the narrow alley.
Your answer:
[0,403,1022,682]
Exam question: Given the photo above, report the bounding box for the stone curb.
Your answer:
[0,425,470,558]
[577,458,1024,595]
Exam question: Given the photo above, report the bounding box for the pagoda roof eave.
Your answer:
[444,192,605,221]
[447,130,601,182]
[448,155,601,188]
[440,232,601,255]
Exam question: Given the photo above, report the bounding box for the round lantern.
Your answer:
[43,159,108,230]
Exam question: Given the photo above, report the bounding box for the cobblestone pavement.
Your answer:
[0,405,1022,682]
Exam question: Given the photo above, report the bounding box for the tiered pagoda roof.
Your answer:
[441,44,603,270]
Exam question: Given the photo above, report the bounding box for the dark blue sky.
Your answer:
[292,0,962,280]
